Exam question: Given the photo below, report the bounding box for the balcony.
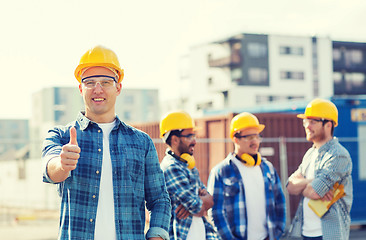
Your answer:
[333,60,366,72]
[208,51,241,68]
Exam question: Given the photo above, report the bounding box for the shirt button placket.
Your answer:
[92,132,102,231]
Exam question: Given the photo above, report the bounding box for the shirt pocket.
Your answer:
[124,151,145,196]
[223,177,240,197]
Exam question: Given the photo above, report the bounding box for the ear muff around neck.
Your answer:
[180,153,195,169]
[168,150,196,169]
[236,152,261,167]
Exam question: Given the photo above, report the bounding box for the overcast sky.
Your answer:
[1,0,365,118]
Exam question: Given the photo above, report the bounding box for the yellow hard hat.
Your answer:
[230,112,265,139]
[74,45,124,83]
[160,111,197,138]
[297,98,338,126]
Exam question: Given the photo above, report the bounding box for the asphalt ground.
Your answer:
[0,219,58,240]
[0,217,365,240]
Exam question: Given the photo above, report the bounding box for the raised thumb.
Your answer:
[69,127,78,145]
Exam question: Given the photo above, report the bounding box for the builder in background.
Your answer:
[159,111,218,240]
[208,112,286,240]
[287,98,353,240]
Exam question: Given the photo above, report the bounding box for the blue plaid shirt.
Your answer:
[290,138,353,240]
[207,153,286,240]
[42,112,171,240]
[160,150,219,240]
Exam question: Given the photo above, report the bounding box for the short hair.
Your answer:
[165,130,183,146]
[322,120,335,136]
[233,132,242,139]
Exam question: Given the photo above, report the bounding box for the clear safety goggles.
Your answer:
[81,75,117,89]
[235,134,262,142]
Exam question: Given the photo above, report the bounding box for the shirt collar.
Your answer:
[316,137,338,153]
[76,111,122,131]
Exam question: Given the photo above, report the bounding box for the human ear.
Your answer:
[116,83,122,94]
[171,135,180,145]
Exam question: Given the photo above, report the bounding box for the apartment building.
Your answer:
[333,41,366,95]
[177,33,366,117]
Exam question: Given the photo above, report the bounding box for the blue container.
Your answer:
[332,97,366,224]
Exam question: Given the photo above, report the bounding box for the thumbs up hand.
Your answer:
[69,126,78,146]
[60,127,81,172]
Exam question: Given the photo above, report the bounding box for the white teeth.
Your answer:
[93,98,104,101]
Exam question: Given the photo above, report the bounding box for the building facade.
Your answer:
[116,88,160,124]
[0,119,29,160]
[177,33,366,117]
[333,41,366,95]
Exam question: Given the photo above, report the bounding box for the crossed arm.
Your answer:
[287,171,333,201]
[175,188,214,219]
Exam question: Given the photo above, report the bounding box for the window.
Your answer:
[333,72,342,84]
[222,91,228,106]
[334,72,366,95]
[280,46,290,55]
[345,72,365,88]
[256,95,269,104]
[207,53,212,61]
[287,96,305,100]
[248,68,268,84]
[256,95,304,104]
[351,73,365,87]
[333,48,342,61]
[247,43,267,58]
[280,46,304,56]
[280,71,304,80]
[345,49,363,64]
[196,101,213,111]
[292,47,304,56]
[207,77,213,86]
[231,68,242,80]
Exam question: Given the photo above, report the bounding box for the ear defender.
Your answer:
[180,153,196,169]
[168,150,196,169]
[236,152,262,167]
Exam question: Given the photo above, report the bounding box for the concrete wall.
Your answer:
[0,158,60,210]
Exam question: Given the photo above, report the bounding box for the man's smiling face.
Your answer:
[79,66,121,122]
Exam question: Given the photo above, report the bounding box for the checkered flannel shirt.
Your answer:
[42,112,171,240]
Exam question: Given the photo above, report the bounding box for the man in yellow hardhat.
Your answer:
[207,112,286,240]
[159,111,219,240]
[287,98,353,240]
[42,45,171,240]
